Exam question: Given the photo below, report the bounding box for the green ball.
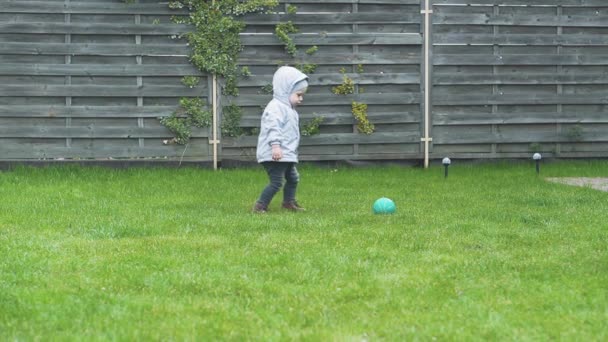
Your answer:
[373,197,396,214]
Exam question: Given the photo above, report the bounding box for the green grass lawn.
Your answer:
[1,161,607,340]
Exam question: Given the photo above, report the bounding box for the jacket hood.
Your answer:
[272,66,308,106]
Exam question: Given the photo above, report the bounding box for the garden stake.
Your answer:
[533,153,542,175]
[442,157,451,178]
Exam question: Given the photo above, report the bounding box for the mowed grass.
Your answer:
[0,161,607,341]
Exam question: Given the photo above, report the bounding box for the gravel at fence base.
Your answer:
[546,178,608,192]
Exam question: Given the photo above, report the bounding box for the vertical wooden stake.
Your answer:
[211,0,219,170]
[212,74,218,170]
[422,0,432,168]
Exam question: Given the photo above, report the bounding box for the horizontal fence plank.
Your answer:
[434,73,608,85]
[0,23,187,35]
[434,34,608,46]
[239,53,421,65]
[433,112,608,125]
[241,13,421,25]
[1,0,417,7]
[241,33,422,46]
[0,106,178,118]
[0,24,421,45]
[299,152,423,161]
[0,142,211,160]
[241,112,421,126]
[0,126,209,139]
[223,131,421,148]
[434,54,608,66]
[222,151,423,162]
[434,14,608,27]
[233,93,421,106]
[0,1,187,15]
[0,64,202,76]
[433,94,608,106]
[0,0,420,15]
[238,73,420,87]
[433,131,608,144]
[0,42,190,56]
[0,85,206,97]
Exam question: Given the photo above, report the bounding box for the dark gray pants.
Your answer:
[257,162,299,207]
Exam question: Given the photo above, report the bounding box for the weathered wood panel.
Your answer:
[223,0,423,162]
[1,0,605,163]
[431,1,608,159]
[0,0,212,161]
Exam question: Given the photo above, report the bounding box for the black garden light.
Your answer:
[442,157,451,178]
[533,153,542,175]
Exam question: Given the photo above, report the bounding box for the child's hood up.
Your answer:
[272,66,308,106]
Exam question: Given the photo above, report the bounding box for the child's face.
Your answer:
[289,89,306,107]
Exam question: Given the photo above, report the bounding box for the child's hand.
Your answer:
[271,145,283,161]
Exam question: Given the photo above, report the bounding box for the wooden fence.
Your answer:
[0,0,209,161]
[222,0,424,162]
[1,0,606,163]
[432,0,608,159]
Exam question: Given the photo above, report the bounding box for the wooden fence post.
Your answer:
[210,0,219,170]
[421,0,433,168]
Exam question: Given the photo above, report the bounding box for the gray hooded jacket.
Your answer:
[256,66,308,163]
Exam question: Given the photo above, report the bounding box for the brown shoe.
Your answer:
[252,202,268,213]
[282,201,305,211]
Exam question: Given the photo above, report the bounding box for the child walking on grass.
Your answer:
[253,66,308,213]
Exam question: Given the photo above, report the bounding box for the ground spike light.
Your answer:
[442,157,451,178]
[533,153,542,175]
